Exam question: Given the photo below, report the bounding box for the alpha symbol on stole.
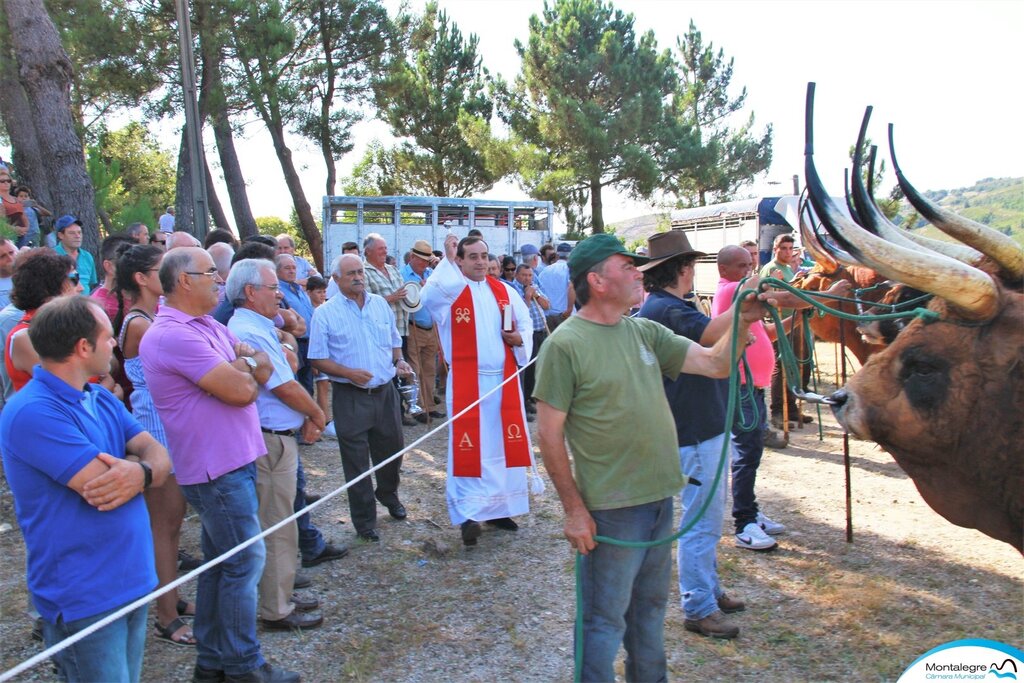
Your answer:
[455,307,471,324]
[458,432,474,449]
[507,424,522,440]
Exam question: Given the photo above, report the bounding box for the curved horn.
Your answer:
[889,124,1024,280]
[798,193,840,272]
[852,110,985,265]
[843,169,863,227]
[804,83,998,321]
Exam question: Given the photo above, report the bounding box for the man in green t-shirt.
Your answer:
[533,234,772,682]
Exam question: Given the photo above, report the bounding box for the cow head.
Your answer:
[804,83,1024,551]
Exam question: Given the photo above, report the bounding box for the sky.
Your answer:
[6,0,1023,231]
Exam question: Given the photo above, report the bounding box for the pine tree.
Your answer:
[663,20,772,207]
[371,3,497,197]
[504,0,675,233]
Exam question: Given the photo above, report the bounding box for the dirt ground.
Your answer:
[1,342,1021,682]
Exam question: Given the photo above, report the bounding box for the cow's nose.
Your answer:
[829,388,849,410]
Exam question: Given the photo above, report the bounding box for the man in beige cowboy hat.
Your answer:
[400,240,443,422]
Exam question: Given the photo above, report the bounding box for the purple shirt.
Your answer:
[140,305,265,485]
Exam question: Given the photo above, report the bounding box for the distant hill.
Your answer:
[906,177,1024,246]
[604,177,1023,248]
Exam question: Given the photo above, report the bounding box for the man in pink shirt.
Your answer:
[713,245,790,551]
[141,247,299,683]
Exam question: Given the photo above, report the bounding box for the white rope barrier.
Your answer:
[1,353,539,682]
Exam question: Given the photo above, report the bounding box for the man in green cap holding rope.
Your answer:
[534,233,773,681]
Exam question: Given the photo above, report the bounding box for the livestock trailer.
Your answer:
[321,195,556,269]
[671,196,804,303]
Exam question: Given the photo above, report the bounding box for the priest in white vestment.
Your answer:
[421,234,534,546]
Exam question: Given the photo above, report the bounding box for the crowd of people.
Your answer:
[0,192,835,681]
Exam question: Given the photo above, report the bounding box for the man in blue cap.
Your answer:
[54,215,98,293]
[533,233,773,682]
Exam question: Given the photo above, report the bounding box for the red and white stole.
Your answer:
[450,276,531,477]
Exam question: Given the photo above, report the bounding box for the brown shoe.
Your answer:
[763,429,789,449]
[684,610,739,639]
[717,593,745,614]
[261,611,323,632]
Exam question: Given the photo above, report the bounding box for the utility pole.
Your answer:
[175,0,209,239]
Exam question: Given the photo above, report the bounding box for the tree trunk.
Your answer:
[5,0,99,254]
[0,43,54,211]
[211,112,258,239]
[174,124,196,234]
[96,206,113,234]
[195,14,256,240]
[266,120,323,272]
[204,157,230,231]
[590,178,604,234]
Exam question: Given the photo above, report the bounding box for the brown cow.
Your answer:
[804,84,1024,552]
[790,264,888,364]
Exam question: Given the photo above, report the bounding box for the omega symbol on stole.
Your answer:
[506,424,523,440]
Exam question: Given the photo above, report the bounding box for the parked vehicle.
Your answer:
[322,195,556,267]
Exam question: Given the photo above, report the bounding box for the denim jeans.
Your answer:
[678,434,729,621]
[579,497,674,683]
[42,603,148,682]
[181,463,267,676]
[731,387,766,533]
[295,455,326,562]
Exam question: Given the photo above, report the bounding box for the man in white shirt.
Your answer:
[537,242,575,331]
[158,206,175,233]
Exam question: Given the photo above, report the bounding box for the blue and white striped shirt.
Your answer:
[307,291,401,388]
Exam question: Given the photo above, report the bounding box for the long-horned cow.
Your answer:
[803,83,1024,552]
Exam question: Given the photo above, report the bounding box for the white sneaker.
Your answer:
[757,511,786,536]
[735,522,778,551]
[322,421,337,440]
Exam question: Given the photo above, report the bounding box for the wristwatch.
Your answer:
[241,356,258,372]
[138,461,153,490]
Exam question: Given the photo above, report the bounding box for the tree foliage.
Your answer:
[293,0,402,195]
[370,3,498,197]
[85,122,174,231]
[45,0,172,134]
[502,0,675,233]
[663,20,772,207]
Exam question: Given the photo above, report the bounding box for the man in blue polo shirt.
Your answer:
[0,296,170,682]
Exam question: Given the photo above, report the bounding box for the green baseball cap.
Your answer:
[568,234,649,282]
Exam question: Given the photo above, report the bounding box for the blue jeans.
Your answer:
[678,434,728,620]
[295,456,326,562]
[42,603,148,682]
[579,497,674,683]
[731,387,766,533]
[181,463,267,676]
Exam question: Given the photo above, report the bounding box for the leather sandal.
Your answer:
[155,617,197,647]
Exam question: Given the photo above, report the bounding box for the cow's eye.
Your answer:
[899,346,950,412]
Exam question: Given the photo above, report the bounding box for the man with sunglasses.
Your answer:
[149,232,167,249]
[54,215,98,293]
